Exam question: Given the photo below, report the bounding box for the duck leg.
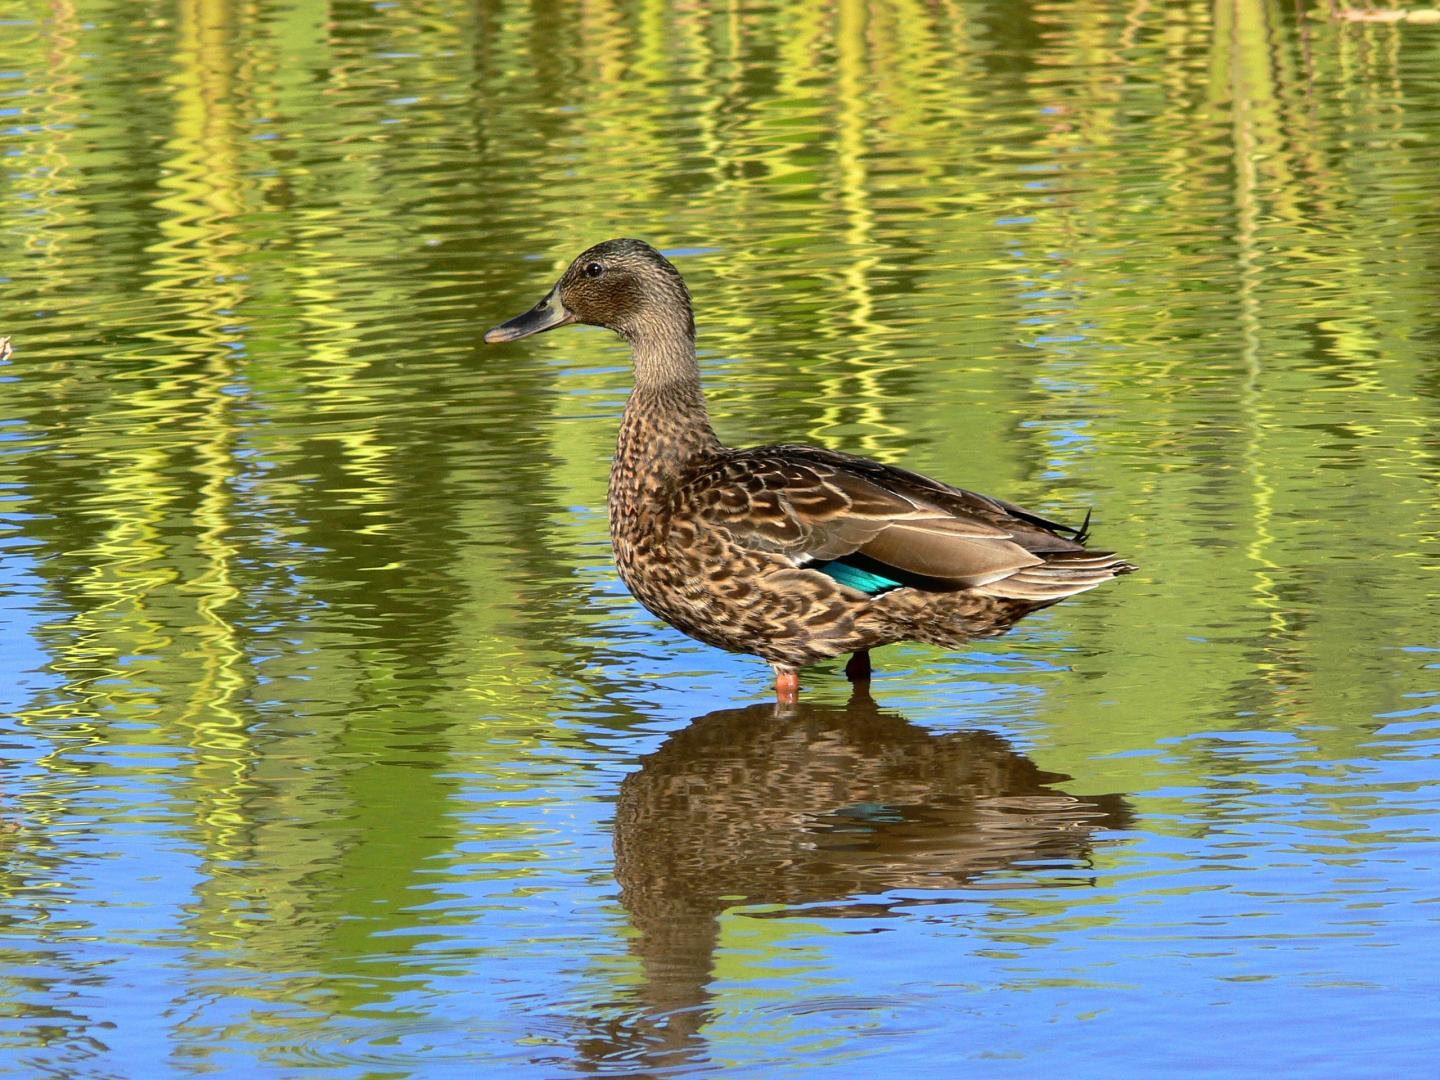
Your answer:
[773,666,800,704]
[844,649,872,683]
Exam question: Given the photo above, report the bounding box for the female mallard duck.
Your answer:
[485,239,1134,703]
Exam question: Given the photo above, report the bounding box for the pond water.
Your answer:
[3,1,1439,1075]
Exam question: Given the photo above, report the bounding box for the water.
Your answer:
[3,0,1439,1075]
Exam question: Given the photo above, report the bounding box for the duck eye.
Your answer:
[584,262,604,279]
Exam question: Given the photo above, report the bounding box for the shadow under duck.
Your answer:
[485,239,1135,702]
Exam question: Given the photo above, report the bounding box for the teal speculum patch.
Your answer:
[811,557,905,596]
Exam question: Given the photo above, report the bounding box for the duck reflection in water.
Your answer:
[572,689,1132,1073]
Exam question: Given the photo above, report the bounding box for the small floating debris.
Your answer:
[0,336,11,363]
[1334,7,1440,21]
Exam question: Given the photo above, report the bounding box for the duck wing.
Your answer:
[772,444,1091,552]
[688,445,1071,589]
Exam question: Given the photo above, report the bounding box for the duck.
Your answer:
[484,239,1135,703]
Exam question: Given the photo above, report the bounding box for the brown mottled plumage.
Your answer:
[485,239,1136,700]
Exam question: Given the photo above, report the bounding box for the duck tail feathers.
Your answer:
[972,549,1137,601]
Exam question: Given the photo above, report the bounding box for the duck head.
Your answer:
[484,238,695,346]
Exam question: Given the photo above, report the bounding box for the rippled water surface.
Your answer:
[3,1,1440,1075]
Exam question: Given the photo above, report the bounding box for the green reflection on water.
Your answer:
[2,0,1439,1074]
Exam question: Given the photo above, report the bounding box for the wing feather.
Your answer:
[860,519,1042,585]
[689,448,1068,587]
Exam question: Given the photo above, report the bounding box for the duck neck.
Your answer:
[613,329,721,501]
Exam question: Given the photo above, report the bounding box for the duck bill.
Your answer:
[483,287,575,343]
